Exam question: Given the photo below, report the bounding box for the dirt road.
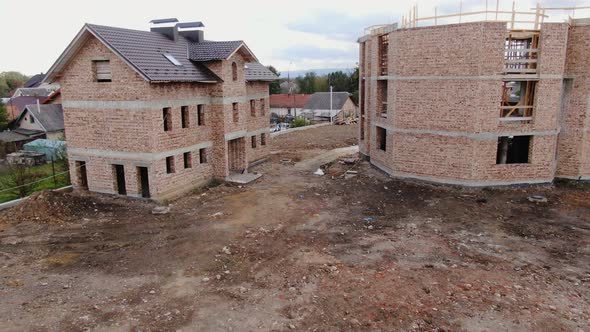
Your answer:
[0,124,588,331]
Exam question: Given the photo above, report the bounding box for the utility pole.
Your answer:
[288,62,296,119]
[330,85,333,124]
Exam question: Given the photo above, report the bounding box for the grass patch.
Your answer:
[0,161,70,203]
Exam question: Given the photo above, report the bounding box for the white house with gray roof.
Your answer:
[300,92,357,122]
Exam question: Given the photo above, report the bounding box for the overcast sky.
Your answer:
[1,0,588,76]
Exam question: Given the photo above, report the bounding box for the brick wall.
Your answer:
[61,34,270,201]
[556,25,590,179]
[360,21,572,186]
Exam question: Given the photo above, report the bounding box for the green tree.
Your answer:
[348,66,360,104]
[0,71,30,97]
[296,72,318,94]
[0,101,8,131]
[267,66,281,95]
[327,71,350,92]
[0,163,38,199]
[315,75,328,92]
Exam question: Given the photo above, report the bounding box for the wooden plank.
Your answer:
[532,6,590,10]
[504,48,539,52]
[499,117,533,121]
[502,75,540,80]
[500,105,534,109]
[503,68,538,73]
[505,59,538,64]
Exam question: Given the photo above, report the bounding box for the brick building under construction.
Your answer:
[358,8,590,186]
[43,19,277,200]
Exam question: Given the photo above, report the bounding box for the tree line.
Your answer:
[0,71,30,97]
[268,67,360,104]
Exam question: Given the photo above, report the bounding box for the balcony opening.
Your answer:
[500,80,536,121]
[504,31,539,74]
[496,135,532,164]
[378,34,389,76]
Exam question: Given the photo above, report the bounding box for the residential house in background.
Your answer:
[14,104,64,140]
[358,10,590,185]
[0,103,65,158]
[4,79,60,120]
[42,19,277,201]
[0,130,45,159]
[269,94,310,119]
[11,87,56,98]
[300,92,356,122]
[22,73,46,88]
[4,96,47,120]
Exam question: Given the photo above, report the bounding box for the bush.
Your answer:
[291,117,311,128]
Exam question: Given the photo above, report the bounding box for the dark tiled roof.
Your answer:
[0,130,43,142]
[303,92,353,110]
[21,104,64,132]
[13,128,45,135]
[46,23,275,84]
[87,24,221,83]
[269,94,311,108]
[24,73,45,88]
[188,40,244,61]
[5,96,45,112]
[245,62,278,81]
[0,131,31,142]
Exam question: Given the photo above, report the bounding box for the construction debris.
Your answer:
[151,206,170,215]
[334,117,358,125]
[314,168,325,176]
[528,195,548,203]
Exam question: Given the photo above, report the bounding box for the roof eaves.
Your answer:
[43,24,152,84]
[85,24,152,82]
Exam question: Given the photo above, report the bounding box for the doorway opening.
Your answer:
[113,164,127,195]
[228,137,246,172]
[137,167,150,198]
[75,161,88,190]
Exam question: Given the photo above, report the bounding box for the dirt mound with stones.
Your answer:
[1,190,113,224]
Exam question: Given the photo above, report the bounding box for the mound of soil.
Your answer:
[2,190,106,224]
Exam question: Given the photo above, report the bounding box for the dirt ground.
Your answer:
[0,124,588,331]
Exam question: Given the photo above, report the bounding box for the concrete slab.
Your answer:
[225,172,263,184]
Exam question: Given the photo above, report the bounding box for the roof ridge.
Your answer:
[85,23,156,34]
[87,23,245,45]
